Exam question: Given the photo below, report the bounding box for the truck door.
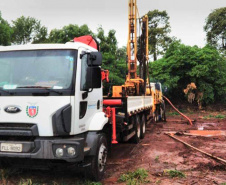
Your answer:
[72,48,103,135]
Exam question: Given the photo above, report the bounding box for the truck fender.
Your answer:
[85,131,101,156]
[88,112,108,131]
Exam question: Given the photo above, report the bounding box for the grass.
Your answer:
[118,168,149,185]
[167,112,180,116]
[18,179,33,185]
[82,181,102,185]
[155,156,159,163]
[155,179,161,184]
[215,114,225,119]
[164,170,186,178]
[203,114,225,119]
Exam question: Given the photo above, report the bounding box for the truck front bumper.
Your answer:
[0,137,85,162]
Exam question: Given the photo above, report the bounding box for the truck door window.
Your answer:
[80,54,88,91]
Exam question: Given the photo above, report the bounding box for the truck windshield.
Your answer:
[0,50,76,92]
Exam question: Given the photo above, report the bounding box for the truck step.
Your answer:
[123,131,135,142]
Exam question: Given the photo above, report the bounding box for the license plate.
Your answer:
[1,143,22,152]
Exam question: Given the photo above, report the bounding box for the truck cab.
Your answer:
[0,39,108,180]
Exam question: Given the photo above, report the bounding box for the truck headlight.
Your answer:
[56,148,64,157]
[67,147,76,156]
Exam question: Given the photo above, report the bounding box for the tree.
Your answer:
[150,41,226,105]
[12,16,48,44]
[96,27,126,94]
[204,7,226,52]
[147,10,172,61]
[48,24,93,43]
[32,24,48,44]
[0,12,13,46]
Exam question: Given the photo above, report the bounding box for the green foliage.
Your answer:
[204,7,226,53]
[215,114,225,119]
[155,180,161,184]
[147,10,172,61]
[0,12,13,46]
[154,156,159,162]
[203,114,225,119]
[167,111,180,116]
[164,169,186,178]
[96,27,127,94]
[83,181,102,185]
[118,168,149,185]
[74,181,101,185]
[150,41,226,105]
[32,25,48,44]
[48,24,93,43]
[12,16,48,44]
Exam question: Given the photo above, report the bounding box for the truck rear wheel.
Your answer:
[131,115,141,144]
[160,102,166,122]
[140,114,146,139]
[85,134,108,181]
[154,105,160,123]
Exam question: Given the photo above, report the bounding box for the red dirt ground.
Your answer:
[102,107,226,185]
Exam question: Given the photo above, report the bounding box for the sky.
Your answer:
[0,0,226,48]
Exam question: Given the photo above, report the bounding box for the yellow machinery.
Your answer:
[111,0,166,122]
[112,0,150,97]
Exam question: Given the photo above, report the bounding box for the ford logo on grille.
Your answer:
[4,106,21,113]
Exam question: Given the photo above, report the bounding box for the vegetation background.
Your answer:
[0,7,225,106]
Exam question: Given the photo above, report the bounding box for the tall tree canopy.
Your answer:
[204,7,226,52]
[12,16,48,44]
[32,25,48,44]
[150,41,226,104]
[147,10,172,61]
[48,24,93,43]
[96,27,126,94]
[0,12,13,46]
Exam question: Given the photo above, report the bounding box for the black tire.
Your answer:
[131,115,141,144]
[160,102,166,122]
[140,113,146,139]
[154,105,161,123]
[85,134,108,181]
[152,111,156,123]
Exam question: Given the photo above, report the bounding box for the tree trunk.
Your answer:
[154,51,157,61]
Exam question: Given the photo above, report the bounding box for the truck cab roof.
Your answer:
[0,42,97,52]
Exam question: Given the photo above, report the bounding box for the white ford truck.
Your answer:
[0,36,164,181]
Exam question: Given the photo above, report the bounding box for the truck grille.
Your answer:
[0,123,39,138]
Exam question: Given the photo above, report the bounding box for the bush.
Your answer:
[150,41,226,105]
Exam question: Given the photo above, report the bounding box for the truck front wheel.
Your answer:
[85,134,108,181]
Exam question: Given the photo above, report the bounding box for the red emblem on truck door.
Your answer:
[26,106,39,118]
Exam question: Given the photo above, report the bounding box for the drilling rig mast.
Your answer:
[112,0,150,97]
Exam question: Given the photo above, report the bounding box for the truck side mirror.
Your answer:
[87,52,102,66]
[84,67,101,89]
